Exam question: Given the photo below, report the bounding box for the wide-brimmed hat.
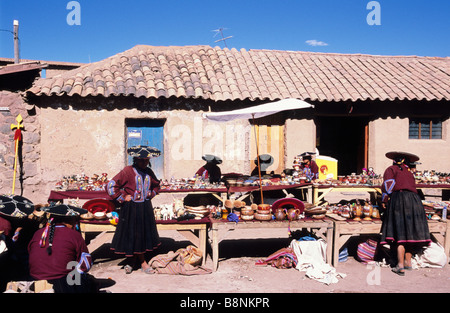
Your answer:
[82,199,115,213]
[254,154,274,171]
[299,152,316,161]
[42,204,87,217]
[127,145,161,158]
[202,154,222,164]
[271,198,305,214]
[385,151,420,163]
[0,195,34,219]
[254,154,274,165]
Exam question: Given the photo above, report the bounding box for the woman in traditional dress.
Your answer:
[195,154,222,183]
[28,205,96,293]
[106,145,161,274]
[380,151,431,276]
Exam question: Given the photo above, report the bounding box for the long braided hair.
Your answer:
[39,216,76,255]
[39,217,55,255]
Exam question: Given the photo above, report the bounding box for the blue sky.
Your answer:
[0,0,449,64]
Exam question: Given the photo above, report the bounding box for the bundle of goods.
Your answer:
[304,206,327,219]
[326,199,380,220]
[184,206,211,219]
[54,173,109,191]
[159,177,225,191]
[415,170,450,185]
[422,200,448,220]
[153,199,213,221]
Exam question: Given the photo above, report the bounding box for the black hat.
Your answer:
[299,152,316,157]
[0,195,34,219]
[127,145,161,158]
[385,151,420,163]
[202,154,222,164]
[254,154,274,171]
[42,204,87,218]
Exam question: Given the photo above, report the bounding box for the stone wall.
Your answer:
[0,91,43,201]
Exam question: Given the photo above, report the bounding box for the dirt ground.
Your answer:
[89,190,450,296]
[88,227,450,295]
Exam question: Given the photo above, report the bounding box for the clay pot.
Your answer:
[240,206,254,216]
[258,204,271,211]
[363,204,373,220]
[372,207,380,219]
[274,208,286,221]
[286,208,300,221]
[254,212,272,221]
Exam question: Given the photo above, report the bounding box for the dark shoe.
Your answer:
[391,266,405,276]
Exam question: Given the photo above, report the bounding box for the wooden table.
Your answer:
[312,184,381,205]
[209,218,334,271]
[79,219,210,265]
[330,216,450,267]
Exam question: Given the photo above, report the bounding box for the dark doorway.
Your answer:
[316,116,369,176]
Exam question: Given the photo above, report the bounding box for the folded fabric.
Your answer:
[290,239,346,285]
[148,250,212,275]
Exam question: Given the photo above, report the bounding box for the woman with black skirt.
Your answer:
[106,146,161,274]
[380,151,431,276]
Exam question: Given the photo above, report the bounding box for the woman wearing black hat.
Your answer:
[380,151,431,276]
[298,152,319,181]
[195,154,222,183]
[27,205,96,293]
[106,146,161,274]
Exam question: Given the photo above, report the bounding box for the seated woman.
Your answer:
[250,154,274,177]
[28,205,97,293]
[195,154,222,183]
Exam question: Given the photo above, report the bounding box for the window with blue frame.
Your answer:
[409,118,442,139]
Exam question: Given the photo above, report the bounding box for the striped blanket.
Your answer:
[255,248,298,269]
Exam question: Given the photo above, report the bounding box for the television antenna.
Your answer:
[212,27,233,48]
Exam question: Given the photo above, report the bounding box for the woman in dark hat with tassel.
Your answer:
[380,151,431,276]
[27,204,97,293]
[106,145,161,274]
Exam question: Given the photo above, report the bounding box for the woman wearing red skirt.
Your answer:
[380,151,431,276]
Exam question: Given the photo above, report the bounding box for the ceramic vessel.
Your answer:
[286,208,300,221]
[353,205,362,221]
[274,208,286,221]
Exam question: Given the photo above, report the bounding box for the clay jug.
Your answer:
[287,208,300,221]
[353,204,362,221]
[363,204,373,220]
[274,208,286,221]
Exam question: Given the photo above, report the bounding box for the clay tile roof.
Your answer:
[26,44,450,102]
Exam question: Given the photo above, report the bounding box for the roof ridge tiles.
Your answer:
[25,44,450,102]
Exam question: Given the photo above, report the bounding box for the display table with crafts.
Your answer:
[327,215,450,267]
[311,183,450,206]
[209,217,334,271]
[227,182,312,202]
[79,218,210,265]
[312,184,381,206]
[49,183,312,203]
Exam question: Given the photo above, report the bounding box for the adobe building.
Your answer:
[1,45,449,203]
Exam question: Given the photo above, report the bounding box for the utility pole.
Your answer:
[13,20,19,64]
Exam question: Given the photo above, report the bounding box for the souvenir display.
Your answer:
[54,173,109,191]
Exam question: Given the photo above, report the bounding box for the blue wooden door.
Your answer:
[126,119,165,179]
